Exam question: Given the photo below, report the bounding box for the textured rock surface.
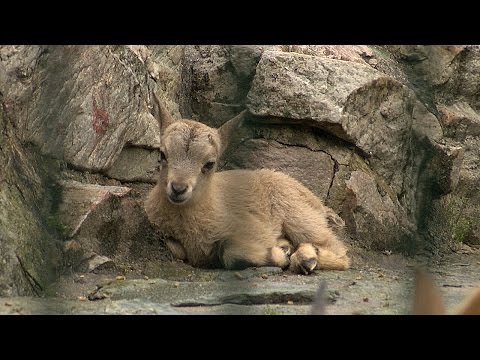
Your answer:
[183,45,265,126]
[397,46,480,248]
[247,51,384,136]
[0,107,62,296]
[2,250,480,314]
[1,45,182,179]
[56,180,167,273]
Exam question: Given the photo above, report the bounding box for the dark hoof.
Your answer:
[280,245,292,256]
[300,258,317,275]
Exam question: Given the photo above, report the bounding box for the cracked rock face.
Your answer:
[225,138,335,200]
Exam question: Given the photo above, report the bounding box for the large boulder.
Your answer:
[57,180,167,273]
[242,50,457,251]
[1,45,184,182]
[0,107,62,296]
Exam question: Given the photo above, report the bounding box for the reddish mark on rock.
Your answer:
[2,99,14,113]
[92,96,109,135]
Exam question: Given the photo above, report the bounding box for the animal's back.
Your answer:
[214,168,327,217]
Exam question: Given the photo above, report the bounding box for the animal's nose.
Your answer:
[171,182,188,195]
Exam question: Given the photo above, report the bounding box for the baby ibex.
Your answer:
[144,93,350,274]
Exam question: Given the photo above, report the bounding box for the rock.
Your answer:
[217,267,283,282]
[0,106,62,296]
[438,102,480,141]
[343,170,415,251]
[390,45,465,86]
[245,50,462,250]
[424,64,480,248]
[57,179,167,271]
[274,45,375,65]
[428,142,464,195]
[105,146,160,183]
[1,45,184,182]
[248,51,442,198]
[343,78,442,203]
[439,46,480,110]
[427,190,480,248]
[58,180,131,237]
[183,45,266,126]
[85,254,114,273]
[247,51,382,134]
[103,299,182,315]
[0,297,182,314]
[247,50,383,138]
[88,277,317,306]
[25,47,159,172]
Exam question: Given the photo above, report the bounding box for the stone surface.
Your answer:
[438,46,480,111]
[105,146,160,183]
[2,249,480,315]
[247,50,383,138]
[0,108,62,296]
[244,50,464,252]
[58,180,131,237]
[183,45,266,126]
[0,45,183,181]
[274,45,375,65]
[343,170,414,251]
[4,44,480,301]
[56,179,168,273]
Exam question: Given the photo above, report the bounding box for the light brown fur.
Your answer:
[144,93,350,273]
[413,269,480,315]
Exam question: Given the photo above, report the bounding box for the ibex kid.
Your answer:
[144,93,350,274]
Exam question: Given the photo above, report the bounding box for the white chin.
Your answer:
[167,195,190,205]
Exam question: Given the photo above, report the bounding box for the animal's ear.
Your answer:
[217,110,248,155]
[454,288,480,315]
[150,91,175,134]
[413,269,446,315]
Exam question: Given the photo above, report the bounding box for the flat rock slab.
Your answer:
[0,297,181,315]
[2,249,480,315]
[88,278,318,307]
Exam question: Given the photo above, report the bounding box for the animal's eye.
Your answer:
[202,161,215,172]
[160,151,167,163]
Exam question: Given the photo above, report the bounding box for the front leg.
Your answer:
[164,238,187,261]
[220,238,291,270]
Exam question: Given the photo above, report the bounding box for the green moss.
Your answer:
[452,217,473,244]
[263,306,280,315]
[370,46,393,60]
[46,215,68,237]
[428,191,480,249]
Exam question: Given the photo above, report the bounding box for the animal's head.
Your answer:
[150,93,246,205]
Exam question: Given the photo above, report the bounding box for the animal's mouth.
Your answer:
[167,193,191,205]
